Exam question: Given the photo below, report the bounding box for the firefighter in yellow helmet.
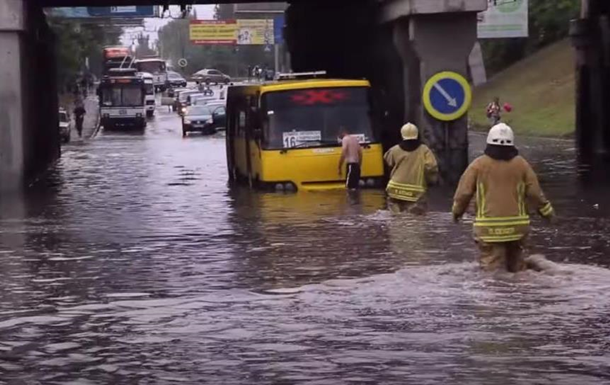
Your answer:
[384,123,439,214]
[452,123,555,272]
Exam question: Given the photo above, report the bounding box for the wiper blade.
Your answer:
[293,140,338,148]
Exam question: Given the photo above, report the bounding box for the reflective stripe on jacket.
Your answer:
[452,155,554,243]
[384,144,438,202]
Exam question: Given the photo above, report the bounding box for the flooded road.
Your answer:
[1,107,610,384]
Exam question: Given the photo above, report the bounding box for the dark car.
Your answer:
[182,105,215,136]
[167,71,187,88]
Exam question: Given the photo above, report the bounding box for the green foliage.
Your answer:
[135,34,157,58]
[481,0,580,76]
[49,18,122,90]
[473,40,575,137]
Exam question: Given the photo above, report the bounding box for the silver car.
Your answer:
[58,109,72,143]
[192,69,231,85]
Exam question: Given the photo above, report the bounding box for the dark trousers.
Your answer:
[75,117,84,136]
[346,163,361,189]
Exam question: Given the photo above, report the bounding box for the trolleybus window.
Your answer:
[261,87,375,149]
[144,82,154,95]
[136,61,166,75]
[101,85,143,107]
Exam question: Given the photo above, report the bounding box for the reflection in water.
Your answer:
[0,114,609,383]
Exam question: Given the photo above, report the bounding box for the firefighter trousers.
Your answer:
[476,239,527,273]
[387,198,427,215]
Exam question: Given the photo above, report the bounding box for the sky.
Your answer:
[121,5,216,47]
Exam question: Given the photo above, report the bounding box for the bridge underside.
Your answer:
[1,0,486,191]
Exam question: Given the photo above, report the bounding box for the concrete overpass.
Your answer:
[1,0,488,192]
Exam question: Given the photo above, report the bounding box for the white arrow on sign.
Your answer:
[433,82,458,108]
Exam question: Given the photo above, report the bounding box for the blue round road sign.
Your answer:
[423,72,472,121]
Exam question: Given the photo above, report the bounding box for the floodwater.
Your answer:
[1,107,610,384]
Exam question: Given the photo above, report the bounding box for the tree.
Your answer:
[481,0,580,76]
[48,19,123,91]
[135,33,157,58]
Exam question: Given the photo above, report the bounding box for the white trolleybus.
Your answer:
[98,68,147,130]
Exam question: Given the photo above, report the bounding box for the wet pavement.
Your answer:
[1,105,610,384]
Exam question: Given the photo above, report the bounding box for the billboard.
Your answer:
[190,20,238,45]
[190,19,277,46]
[49,6,157,18]
[237,19,274,45]
[477,0,528,39]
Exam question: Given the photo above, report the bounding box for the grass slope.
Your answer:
[471,39,575,137]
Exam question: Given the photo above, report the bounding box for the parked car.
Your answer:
[58,108,72,143]
[182,105,215,136]
[167,71,187,88]
[192,69,231,84]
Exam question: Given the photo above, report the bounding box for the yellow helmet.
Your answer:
[401,123,419,140]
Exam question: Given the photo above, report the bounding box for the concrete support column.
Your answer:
[393,13,478,184]
[0,0,59,193]
[0,0,26,192]
[570,0,610,168]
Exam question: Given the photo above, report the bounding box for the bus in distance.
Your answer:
[134,58,168,92]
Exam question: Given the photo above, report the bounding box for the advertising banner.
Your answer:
[190,20,238,45]
[237,19,275,45]
[477,0,529,39]
[190,19,277,45]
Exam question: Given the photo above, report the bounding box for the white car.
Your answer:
[58,109,72,143]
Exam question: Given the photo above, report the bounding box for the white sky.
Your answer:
[121,5,216,47]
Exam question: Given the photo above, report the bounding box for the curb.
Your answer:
[88,97,101,139]
[90,107,101,139]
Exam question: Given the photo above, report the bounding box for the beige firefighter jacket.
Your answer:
[384,144,439,202]
[452,155,554,243]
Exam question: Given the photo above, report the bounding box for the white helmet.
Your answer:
[487,123,515,146]
[401,123,419,140]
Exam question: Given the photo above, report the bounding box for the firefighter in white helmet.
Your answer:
[384,123,439,214]
[452,123,555,272]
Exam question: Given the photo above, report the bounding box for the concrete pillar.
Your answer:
[392,11,480,184]
[0,0,59,193]
[0,0,25,192]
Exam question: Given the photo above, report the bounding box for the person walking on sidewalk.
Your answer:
[384,123,439,214]
[73,103,87,138]
[452,123,555,273]
[338,127,363,190]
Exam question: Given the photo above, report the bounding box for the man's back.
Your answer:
[341,135,361,164]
